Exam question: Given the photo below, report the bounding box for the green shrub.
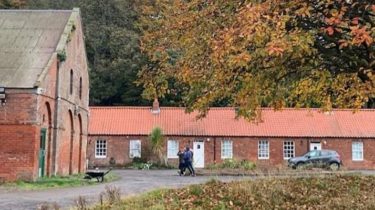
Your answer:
[132,157,147,164]
[207,159,256,170]
[240,160,256,170]
[222,159,240,169]
[126,160,175,170]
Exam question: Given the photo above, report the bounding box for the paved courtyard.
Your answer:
[0,170,249,210]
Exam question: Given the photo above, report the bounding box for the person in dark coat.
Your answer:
[183,146,195,176]
[177,150,186,176]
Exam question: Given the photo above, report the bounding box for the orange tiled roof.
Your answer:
[89,107,375,138]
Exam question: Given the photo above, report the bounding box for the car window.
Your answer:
[309,150,320,157]
[321,151,329,156]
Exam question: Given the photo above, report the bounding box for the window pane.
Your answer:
[167,140,179,158]
[221,140,233,159]
[130,140,141,158]
[352,142,363,161]
[283,141,294,159]
[258,140,269,159]
[95,140,107,158]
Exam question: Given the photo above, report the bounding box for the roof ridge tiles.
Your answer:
[89,106,375,111]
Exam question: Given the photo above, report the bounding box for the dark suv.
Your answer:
[288,150,342,171]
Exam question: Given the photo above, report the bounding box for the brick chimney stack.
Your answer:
[151,98,160,114]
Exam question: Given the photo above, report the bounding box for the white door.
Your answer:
[193,141,205,168]
[310,142,322,151]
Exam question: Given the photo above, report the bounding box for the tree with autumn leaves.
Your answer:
[0,0,26,8]
[138,0,375,120]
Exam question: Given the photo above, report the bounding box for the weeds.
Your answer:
[95,185,122,209]
[75,196,89,210]
[93,175,375,210]
[189,185,203,196]
[36,202,60,210]
[104,185,121,205]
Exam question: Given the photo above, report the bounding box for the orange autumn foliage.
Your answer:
[138,0,375,120]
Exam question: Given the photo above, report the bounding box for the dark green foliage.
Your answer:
[79,0,149,106]
[18,0,155,106]
[149,127,167,166]
[26,0,78,9]
[0,0,26,9]
[57,50,66,62]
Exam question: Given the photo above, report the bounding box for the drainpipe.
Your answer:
[213,137,216,163]
[52,59,61,176]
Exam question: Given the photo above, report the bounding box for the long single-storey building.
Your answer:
[0,9,89,181]
[88,101,375,169]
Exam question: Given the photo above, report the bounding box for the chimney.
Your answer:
[151,98,160,114]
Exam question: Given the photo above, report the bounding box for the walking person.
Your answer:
[177,150,185,176]
[183,146,195,176]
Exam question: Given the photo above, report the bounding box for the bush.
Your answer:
[132,157,147,164]
[207,159,256,170]
[240,160,256,170]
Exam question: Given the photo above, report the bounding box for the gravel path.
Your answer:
[0,170,249,210]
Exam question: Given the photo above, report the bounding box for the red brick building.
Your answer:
[0,9,89,181]
[88,102,375,170]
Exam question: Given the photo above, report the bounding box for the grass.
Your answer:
[89,174,375,210]
[0,171,119,191]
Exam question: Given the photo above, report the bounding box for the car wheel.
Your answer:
[329,162,340,171]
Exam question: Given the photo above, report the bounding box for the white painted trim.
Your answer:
[352,141,364,161]
[129,140,141,158]
[221,140,233,159]
[258,140,270,160]
[283,141,295,160]
[167,140,179,159]
[95,139,107,158]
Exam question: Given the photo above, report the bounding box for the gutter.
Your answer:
[52,56,61,176]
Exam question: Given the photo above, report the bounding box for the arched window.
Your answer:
[79,77,82,99]
[70,70,73,95]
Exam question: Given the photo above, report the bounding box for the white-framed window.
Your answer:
[95,140,107,158]
[352,141,363,161]
[129,140,141,158]
[283,141,295,160]
[167,140,179,158]
[221,140,233,159]
[258,140,269,159]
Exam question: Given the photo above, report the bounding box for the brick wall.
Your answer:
[0,125,39,181]
[0,12,89,181]
[87,136,148,167]
[45,13,89,177]
[0,90,38,124]
[87,135,375,170]
[0,90,39,181]
[324,138,375,169]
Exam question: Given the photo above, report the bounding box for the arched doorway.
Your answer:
[78,114,83,173]
[68,110,74,175]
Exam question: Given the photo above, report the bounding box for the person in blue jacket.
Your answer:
[183,146,195,176]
